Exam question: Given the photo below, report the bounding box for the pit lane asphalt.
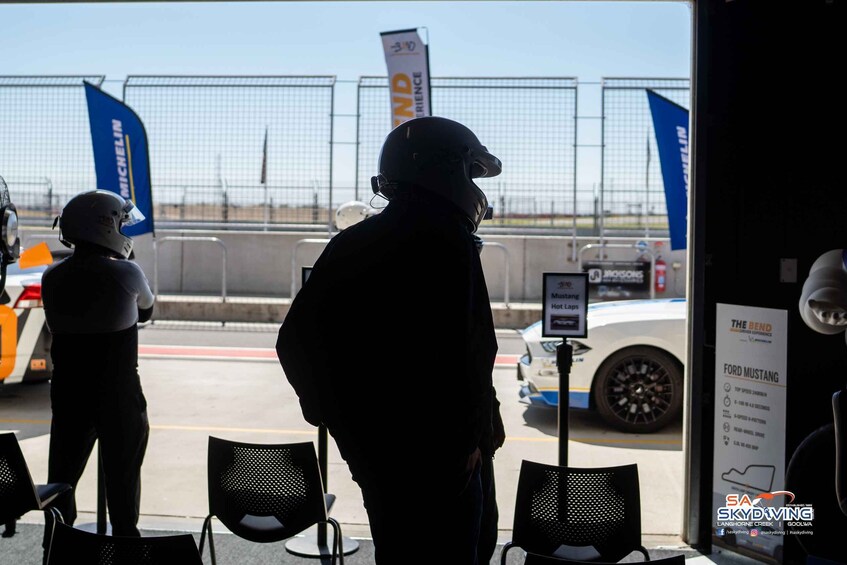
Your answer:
[0,322,684,541]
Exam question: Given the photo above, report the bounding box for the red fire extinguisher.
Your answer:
[654,242,667,293]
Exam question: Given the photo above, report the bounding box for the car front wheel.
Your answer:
[592,346,683,433]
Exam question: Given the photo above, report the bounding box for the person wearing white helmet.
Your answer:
[278,116,501,564]
[334,200,378,232]
[41,190,154,544]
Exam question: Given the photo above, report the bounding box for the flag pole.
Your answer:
[261,127,269,231]
[645,131,651,238]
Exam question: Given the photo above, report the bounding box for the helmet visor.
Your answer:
[470,148,502,179]
[122,201,146,227]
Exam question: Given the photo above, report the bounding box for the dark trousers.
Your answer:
[478,456,499,564]
[359,462,483,564]
[46,406,149,535]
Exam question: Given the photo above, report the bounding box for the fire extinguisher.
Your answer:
[654,242,667,293]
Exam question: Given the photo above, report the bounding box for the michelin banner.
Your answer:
[646,89,689,251]
[380,28,431,127]
[84,82,154,236]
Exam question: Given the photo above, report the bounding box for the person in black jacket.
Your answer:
[277,117,502,564]
[41,190,154,543]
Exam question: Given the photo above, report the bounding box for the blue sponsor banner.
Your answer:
[646,89,689,250]
[84,82,154,236]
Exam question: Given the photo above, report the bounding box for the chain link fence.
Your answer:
[1,75,691,237]
[0,76,104,224]
[123,75,335,229]
[356,76,579,230]
[600,77,690,235]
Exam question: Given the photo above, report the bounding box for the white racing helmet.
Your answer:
[335,200,378,231]
[799,249,847,341]
[57,190,145,259]
[371,116,501,232]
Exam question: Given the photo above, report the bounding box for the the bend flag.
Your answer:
[380,28,431,128]
[84,81,154,236]
[646,89,689,251]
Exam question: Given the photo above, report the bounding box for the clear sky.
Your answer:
[1,2,690,79]
[0,1,692,196]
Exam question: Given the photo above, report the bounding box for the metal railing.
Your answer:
[290,238,330,298]
[154,236,228,301]
[481,242,511,308]
[291,238,512,306]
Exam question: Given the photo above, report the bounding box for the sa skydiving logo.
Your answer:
[716,490,814,526]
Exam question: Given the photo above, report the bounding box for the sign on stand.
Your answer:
[542,273,588,465]
[542,273,588,339]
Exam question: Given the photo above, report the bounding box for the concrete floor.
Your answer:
[1,325,685,546]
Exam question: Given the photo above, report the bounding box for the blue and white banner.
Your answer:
[84,82,154,236]
[646,89,689,251]
[380,28,431,128]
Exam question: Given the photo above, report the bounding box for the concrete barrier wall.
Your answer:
[22,228,687,302]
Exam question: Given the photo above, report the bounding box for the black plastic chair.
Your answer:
[0,432,71,538]
[46,521,203,564]
[502,461,650,564]
[524,553,683,565]
[199,437,343,565]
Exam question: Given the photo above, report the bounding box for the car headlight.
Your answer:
[541,339,592,356]
[569,340,592,356]
[540,340,561,354]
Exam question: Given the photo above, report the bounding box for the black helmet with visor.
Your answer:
[371,116,501,232]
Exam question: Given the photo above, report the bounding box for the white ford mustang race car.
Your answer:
[518,298,687,433]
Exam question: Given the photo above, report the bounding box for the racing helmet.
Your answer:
[370,116,501,232]
[57,190,145,259]
[335,200,378,231]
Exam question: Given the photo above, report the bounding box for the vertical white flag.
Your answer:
[380,28,431,128]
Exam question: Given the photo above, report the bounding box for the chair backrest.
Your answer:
[512,461,643,562]
[524,552,685,565]
[207,436,327,543]
[0,433,40,523]
[46,521,203,565]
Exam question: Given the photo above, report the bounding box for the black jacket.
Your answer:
[277,190,498,490]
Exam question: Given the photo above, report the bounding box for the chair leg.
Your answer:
[199,515,217,565]
[44,508,63,565]
[500,541,514,565]
[198,515,209,555]
[49,508,65,524]
[638,545,651,561]
[327,518,344,565]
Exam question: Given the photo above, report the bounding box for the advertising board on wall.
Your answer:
[712,304,810,562]
[583,260,651,300]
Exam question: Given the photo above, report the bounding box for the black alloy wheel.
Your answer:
[592,346,683,433]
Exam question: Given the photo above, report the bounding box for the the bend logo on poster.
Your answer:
[729,317,774,344]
